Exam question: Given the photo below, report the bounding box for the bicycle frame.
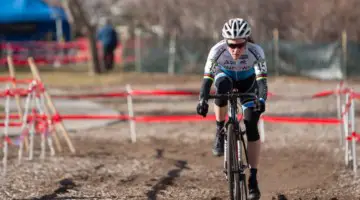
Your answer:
[225,91,254,170]
[209,91,259,164]
[208,90,259,199]
[225,92,243,170]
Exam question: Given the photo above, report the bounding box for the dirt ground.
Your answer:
[1,76,360,200]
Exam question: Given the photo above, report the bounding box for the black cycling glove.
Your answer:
[196,100,209,117]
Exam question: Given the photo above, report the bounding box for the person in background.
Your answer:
[97,17,119,71]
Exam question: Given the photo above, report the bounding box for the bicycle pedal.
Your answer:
[223,170,227,176]
[223,169,228,180]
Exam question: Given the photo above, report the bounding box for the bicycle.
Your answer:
[208,89,261,200]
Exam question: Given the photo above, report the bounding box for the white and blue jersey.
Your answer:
[199,40,268,103]
[203,40,267,82]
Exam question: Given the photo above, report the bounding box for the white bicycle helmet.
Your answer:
[222,18,251,39]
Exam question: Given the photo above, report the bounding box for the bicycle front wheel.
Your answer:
[227,123,240,200]
[239,133,248,200]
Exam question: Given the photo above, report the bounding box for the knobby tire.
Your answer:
[239,134,248,200]
[227,124,240,200]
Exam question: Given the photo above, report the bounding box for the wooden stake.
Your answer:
[7,56,30,153]
[27,57,75,153]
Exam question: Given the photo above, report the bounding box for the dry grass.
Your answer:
[0,64,201,89]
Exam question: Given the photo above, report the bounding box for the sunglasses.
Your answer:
[226,41,247,49]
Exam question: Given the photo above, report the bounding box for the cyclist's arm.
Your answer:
[254,48,268,102]
[199,52,217,101]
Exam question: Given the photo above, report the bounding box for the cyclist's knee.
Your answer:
[244,108,260,142]
[215,99,228,107]
[244,120,260,142]
[214,75,232,107]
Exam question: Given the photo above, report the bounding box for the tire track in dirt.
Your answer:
[145,160,190,200]
[1,77,360,200]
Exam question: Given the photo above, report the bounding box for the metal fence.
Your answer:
[124,29,360,80]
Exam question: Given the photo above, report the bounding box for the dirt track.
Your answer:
[0,76,360,200]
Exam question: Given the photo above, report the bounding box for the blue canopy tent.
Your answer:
[0,0,71,41]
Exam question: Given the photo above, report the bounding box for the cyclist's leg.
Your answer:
[214,73,233,121]
[212,73,233,156]
[243,108,261,169]
[243,107,261,199]
[236,74,261,168]
[238,76,261,199]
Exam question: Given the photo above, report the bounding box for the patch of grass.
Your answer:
[0,64,201,88]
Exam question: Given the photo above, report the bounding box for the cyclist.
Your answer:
[196,18,268,200]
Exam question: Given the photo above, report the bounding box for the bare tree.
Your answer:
[48,0,360,44]
[67,0,102,74]
[46,0,102,74]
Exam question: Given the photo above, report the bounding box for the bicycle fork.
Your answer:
[223,134,228,179]
[223,128,247,181]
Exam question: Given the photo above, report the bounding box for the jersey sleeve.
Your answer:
[203,49,218,82]
[199,47,221,101]
[253,47,267,81]
[251,45,268,101]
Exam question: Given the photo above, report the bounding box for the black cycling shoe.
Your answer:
[248,178,261,200]
[212,129,225,156]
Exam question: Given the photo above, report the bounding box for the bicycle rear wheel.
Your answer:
[227,124,240,200]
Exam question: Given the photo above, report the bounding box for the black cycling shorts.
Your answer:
[214,73,257,107]
[214,73,261,142]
